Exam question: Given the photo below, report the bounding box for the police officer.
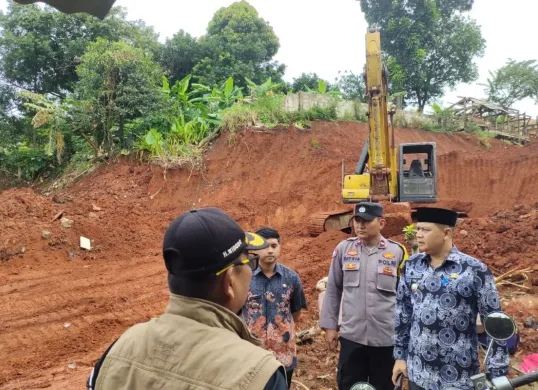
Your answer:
[320,202,408,390]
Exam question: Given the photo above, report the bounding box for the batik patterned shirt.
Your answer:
[393,247,509,390]
[242,263,307,370]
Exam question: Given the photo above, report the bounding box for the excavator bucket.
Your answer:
[307,209,354,237]
[307,203,413,238]
[13,0,116,19]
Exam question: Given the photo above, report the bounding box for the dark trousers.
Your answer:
[286,368,294,389]
[408,381,425,390]
[337,337,394,390]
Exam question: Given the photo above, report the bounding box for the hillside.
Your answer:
[1,121,537,389]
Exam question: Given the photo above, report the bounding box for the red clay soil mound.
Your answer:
[437,140,538,216]
[1,122,537,389]
[455,203,538,274]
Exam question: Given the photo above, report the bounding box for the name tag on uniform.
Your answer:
[382,266,394,276]
[377,263,396,277]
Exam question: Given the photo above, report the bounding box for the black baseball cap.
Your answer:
[162,207,268,277]
[354,202,383,221]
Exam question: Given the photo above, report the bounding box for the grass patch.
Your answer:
[219,94,338,133]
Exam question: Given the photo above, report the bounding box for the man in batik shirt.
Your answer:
[392,207,509,390]
[243,227,307,389]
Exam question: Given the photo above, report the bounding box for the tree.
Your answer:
[292,73,330,93]
[484,59,538,107]
[360,0,485,112]
[193,1,285,89]
[359,0,474,25]
[160,30,202,85]
[75,38,163,155]
[0,3,160,97]
[334,70,366,101]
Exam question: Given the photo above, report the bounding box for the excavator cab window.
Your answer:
[398,143,438,203]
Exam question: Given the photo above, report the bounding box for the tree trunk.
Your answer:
[118,115,124,148]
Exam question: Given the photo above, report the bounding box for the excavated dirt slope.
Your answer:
[1,121,538,389]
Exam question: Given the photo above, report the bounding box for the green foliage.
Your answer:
[0,1,297,183]
[244,77,283,99]
[192,1,285,89]
[334,70,366,101]
[293,105,338,122]
[75,38,164,155]
[19,90,71,164]
[403,224,417,242]
[160,30,203,85]
[133,127,202,169]
[483,59,538,107]
[162,74,243,143]
[429,102,458,131]
[0,143,54,180]
[293,73,328,93]
[0,4,160,96]
[220,78,338,133]
[134,74,245,166]
[360,1,485,112]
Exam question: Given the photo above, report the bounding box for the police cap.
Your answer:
[354,202,383,221]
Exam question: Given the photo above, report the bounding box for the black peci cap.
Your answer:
[414,207,458,227]
[162,207,268,277]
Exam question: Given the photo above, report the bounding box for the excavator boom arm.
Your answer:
[364,28,398,200]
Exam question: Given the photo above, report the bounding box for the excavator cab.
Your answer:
[398,142,437,202]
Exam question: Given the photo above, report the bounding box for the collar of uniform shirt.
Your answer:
[355,236,388,249]
[420,246,461,267]
[252,262,284,276]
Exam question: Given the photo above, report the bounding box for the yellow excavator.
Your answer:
[308,27,440,236]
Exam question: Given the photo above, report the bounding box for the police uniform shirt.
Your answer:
[320,235,407,346]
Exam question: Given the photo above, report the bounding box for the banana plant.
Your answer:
[244,77,283,99]
[18,90,68,164]
[305,79,342,97]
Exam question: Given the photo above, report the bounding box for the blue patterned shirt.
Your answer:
[242,263,307,370]
[393,247,509,390]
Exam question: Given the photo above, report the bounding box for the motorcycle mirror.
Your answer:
[484,312,516,341]
[350,382,376,390]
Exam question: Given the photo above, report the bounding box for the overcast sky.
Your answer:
[2,0,537,116]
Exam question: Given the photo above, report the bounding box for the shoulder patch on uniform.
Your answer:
[388,240,407,256]
[387,239,404,249]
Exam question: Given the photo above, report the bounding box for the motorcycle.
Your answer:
[348,312,538,390]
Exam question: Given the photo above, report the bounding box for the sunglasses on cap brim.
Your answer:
[215,253,259,276]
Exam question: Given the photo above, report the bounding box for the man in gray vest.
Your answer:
[320,202,408,390]
[87,207,288,390]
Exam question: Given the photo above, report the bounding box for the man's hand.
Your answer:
[325,329,339,350]
[392,360,407,385]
